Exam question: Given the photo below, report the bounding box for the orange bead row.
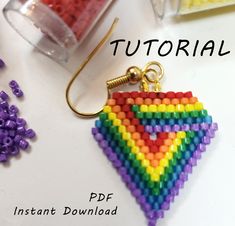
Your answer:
[107,97,198,107]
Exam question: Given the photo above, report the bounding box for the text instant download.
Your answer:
[13,206,118,216]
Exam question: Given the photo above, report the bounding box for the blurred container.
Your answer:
[3,0,113,62]
[151,0,235,18]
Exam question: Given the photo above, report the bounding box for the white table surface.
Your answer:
[0,0,235,226]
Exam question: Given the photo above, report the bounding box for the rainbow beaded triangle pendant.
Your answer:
[92,63,218,226]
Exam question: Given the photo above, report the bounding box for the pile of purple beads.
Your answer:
[0,81,36,162]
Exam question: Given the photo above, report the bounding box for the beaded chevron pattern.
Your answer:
[92,91,218,226]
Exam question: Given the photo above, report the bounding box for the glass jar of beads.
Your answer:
[151,0,235,18]
[3,0,113,62]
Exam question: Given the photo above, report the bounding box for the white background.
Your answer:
[0,0,235,226]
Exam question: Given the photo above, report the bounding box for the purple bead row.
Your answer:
[0,88,36,162]
[145,122,218,133]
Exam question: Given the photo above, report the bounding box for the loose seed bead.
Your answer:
[3,136,13,147]
[18,139,29,150]
[16,118,26,126]
[17,126,26,135]
[0,100,9,109]
[9,113,17,121]
[13,87,24,98]
[9,80,19,89]
[9,105,19,114]
[0,91,9,100]
[11,146,20,156]
[5,120,16,129]
[0,154,7,162]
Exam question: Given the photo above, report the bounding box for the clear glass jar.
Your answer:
[151,0,235,18]
[3,0,113,62]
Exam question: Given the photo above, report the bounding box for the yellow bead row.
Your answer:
[140,102,204,113]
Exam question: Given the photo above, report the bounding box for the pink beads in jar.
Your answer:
[3,0,113,62]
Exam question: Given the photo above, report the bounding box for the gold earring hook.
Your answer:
[107,61,164,93]
[65,18,164,118]
[65,17,119,118]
